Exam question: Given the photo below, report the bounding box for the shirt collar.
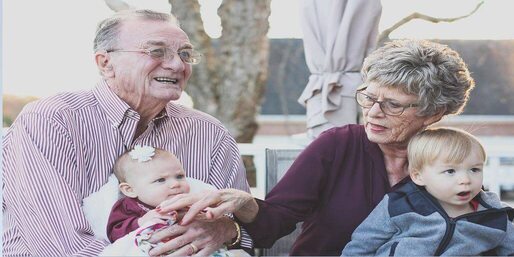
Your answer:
[153,108,169,121]
[93,80,171,127]
[93,80,131,128]
[470,198,480,211]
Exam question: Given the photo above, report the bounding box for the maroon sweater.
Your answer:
[243,124,409,256]
[106,197,154,242]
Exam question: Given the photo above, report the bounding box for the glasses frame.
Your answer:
[355,87,419,116]
[106,47,202,65]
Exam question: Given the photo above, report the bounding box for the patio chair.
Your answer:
[257,148,302,256]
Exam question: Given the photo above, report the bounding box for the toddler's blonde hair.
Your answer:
[408,127,486,173]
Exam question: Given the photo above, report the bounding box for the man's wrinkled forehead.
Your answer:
[121,18,191,48]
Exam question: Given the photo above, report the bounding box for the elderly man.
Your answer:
[2,9,251,256]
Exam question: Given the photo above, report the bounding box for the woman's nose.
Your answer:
[367,102,385,117]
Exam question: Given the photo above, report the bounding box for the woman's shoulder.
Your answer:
[320,124,365,137]
[299,124,367,160]
[315,124,366,146]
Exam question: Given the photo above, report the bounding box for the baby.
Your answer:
[107,145,190,242]
[342,127,514,256]
[105,146,240,257]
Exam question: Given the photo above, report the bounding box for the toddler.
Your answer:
[342,128,514,256]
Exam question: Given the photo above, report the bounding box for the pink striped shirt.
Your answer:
[2,80,251,256]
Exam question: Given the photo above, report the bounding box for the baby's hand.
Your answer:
[138,209,176,227]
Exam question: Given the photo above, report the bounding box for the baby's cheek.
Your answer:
[183,183,191,193]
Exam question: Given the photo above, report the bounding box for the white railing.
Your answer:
[481,137,514,196]
[239,136,514,201]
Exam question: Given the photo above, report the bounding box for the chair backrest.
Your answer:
[260,148,302,256]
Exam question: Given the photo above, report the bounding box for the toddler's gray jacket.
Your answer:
[342,181,514,256]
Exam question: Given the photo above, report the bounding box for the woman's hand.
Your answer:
[157,189,258,225]
[147,216,235,256]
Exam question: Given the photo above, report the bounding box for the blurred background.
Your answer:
[3,0,514,201]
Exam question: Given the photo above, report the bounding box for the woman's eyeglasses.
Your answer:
[355,90,419,116]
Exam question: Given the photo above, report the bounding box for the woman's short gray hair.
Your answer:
[362,39,475,116]
[93,9,180,52]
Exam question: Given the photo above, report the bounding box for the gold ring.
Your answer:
[189,243,198,255]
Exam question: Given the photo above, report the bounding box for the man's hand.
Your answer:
[138,209,176,227]
[147,216,236,256]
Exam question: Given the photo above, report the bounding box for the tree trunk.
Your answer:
[169,0,220,115]
[169,0,271,143]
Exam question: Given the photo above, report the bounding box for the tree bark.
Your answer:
[169,0,220,115]
[170,0,271,143]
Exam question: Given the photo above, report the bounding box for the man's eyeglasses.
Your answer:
[355,89,419,116]
[107,47,202,65]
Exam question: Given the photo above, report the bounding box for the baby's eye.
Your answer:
[176,174,185,180]
[443,169,456,175]
[154,178,166,183]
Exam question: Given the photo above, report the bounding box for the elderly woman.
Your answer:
[156,40,475,256]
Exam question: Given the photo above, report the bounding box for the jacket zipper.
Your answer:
[417,187,513,255]
[434,217,455,255]
[434,207,512,255]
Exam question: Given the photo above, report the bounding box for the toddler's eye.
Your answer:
[470,168,482,173]
[176,174,185,179]
[443,169,456,175]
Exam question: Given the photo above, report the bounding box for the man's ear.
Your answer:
[119,182,137,198]
[410,170,425,186]
[95,51,114,78]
